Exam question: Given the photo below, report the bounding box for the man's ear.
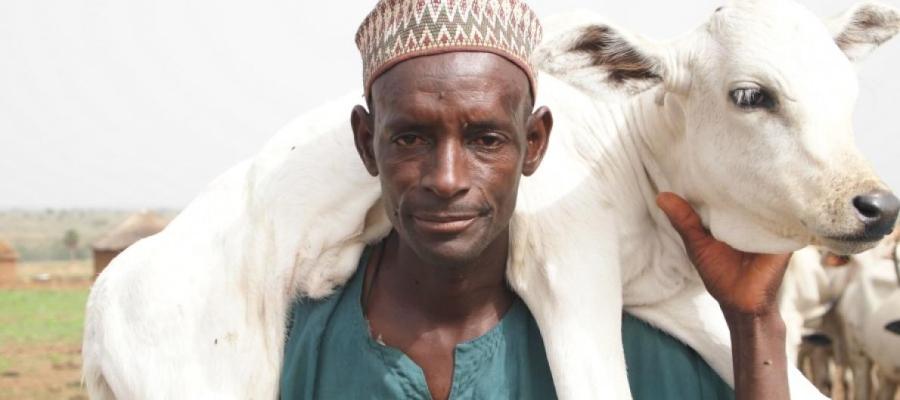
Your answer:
[829,1,900,62]
[351,105,379,177]
[522,106,553,177]
[533,13,686,98]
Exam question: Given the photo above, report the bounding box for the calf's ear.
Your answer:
[534,15,684,98]
[829,1,900,62]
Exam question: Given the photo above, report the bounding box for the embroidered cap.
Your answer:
[355,0,543,98]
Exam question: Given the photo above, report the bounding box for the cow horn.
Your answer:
[886,320,900,335]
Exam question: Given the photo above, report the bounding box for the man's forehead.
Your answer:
[372,52,530,103]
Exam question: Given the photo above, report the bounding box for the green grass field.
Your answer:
[0,289,88,345]
[0,208,166,398]
[0,288,89,400]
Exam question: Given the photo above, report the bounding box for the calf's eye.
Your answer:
[730,87,775,110]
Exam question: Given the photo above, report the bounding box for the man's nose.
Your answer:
[421,140,470,199]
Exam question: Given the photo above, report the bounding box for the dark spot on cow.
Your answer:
[835,4,898,53]
[571,26,661,84]
[214,338,218,345]
[802,332,833,347]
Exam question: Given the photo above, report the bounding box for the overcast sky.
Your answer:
[1,0,898,209]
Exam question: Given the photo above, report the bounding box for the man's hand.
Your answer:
[656,192,790,400]
[655,192,790,316]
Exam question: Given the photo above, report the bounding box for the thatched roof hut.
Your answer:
[92,210,169,277]
[0,239,19,285]
[93,210,168,251]
[0,239,17,262]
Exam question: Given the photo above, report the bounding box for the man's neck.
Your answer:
[375,231,514,326]
[362,231,515,400]
[366,234,515,342]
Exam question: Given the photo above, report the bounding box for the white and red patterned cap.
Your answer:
[356,0,543,98]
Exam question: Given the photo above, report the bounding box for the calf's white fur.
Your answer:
[83,1,900,398]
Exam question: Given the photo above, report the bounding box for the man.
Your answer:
[280,1,790,399]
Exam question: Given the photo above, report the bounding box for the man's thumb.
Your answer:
[656,192,711,251]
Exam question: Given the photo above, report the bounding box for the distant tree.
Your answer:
[63,229,79,260]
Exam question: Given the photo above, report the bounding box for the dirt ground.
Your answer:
[0,260,94,290]
[0,264,90,400]
[0,342,86,400]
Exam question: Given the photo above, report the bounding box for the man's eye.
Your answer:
[394,134,426,146]
[472,135,504,148]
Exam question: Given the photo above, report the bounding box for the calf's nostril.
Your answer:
[853,195,882,219]
[852,190,900,236]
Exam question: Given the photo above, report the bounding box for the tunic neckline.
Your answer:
[348,245,528,399]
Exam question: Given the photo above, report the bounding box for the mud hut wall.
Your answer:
[0,260,16,285]
[93,250,121,277]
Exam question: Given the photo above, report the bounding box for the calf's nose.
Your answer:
[852,190,900,236]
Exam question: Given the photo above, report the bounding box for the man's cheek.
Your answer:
[379,185,402,222]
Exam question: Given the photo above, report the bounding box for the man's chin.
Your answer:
[401,229,493,268]
[412,240,488,268]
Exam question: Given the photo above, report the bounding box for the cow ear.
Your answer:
[534,15,681,98]
[829,1,900,62]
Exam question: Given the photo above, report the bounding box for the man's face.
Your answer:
[352,52,550,267]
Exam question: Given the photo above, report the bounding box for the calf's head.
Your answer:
[538,0,900,254]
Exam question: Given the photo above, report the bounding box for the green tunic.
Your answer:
[280,247,735,399]
[622,314,735,400]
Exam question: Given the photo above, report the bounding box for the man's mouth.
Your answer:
[412,213,480,235]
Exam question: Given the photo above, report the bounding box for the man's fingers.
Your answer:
[656,192,714,252]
